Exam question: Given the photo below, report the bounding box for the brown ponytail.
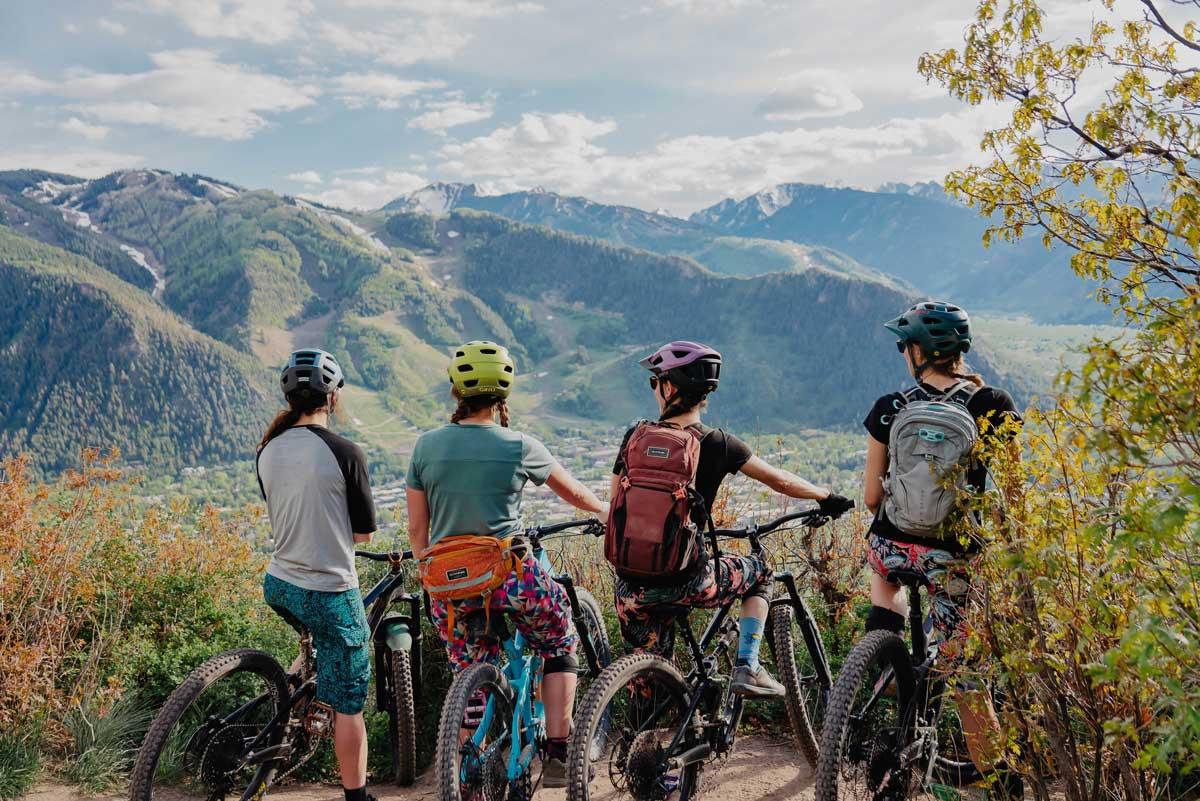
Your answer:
[449,387,509,427]
[912,346,985,388]
[259,389,333,450]
[659,390,707,422]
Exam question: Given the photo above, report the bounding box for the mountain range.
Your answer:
[1,167,1056,473]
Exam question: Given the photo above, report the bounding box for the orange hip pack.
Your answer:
[418,535,521,630]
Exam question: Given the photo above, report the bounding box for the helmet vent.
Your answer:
[455,350,465,357]
[498,379,510,387]
[503,365,513,373]
[480,348,497,355]
[457,364,474,373]
[463,379,479,387]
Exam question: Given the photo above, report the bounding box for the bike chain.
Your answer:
[196,723,263,793]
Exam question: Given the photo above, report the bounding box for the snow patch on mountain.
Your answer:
[119,244,165,297]
[197,179,239,200]
[295,199,389,254]
[23,179,87,205]
[386,182,479,214]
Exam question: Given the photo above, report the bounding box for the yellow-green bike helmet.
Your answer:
[449,341,516,398]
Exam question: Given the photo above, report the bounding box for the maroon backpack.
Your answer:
[605,422,710,583]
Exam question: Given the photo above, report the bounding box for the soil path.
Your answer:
[27,735,819,801]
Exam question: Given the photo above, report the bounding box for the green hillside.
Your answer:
[0,227,275,473]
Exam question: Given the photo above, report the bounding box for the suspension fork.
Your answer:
[770,571,833,691]
[555,574,603,677]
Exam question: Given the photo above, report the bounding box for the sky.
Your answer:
[0,0,1109,214]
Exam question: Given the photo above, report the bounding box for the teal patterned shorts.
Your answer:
[263,573,372,714]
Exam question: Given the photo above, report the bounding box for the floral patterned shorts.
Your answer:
[430,555,578,672]
[868,534,976,663]
[615,553,773,657]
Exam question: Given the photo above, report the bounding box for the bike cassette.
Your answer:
[624,729,678,801]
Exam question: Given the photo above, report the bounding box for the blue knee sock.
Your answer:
[735,616,764,671]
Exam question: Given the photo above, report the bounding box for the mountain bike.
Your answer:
[565,507,837,801]
[434,517,613,801]
[814,568,990,801]
[130,548,424,801]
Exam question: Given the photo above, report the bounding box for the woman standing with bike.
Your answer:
[815,301,1023,801]
[610,341,854,697]
[405,340,608,788]
[257,349,379,801]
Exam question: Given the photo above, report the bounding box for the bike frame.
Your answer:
[467,524,608,784]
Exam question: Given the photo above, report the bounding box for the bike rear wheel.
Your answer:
[768,601,826,769]
[567,652,700,801]
[387,648,418,786]
[435,662,516,801]
[815,630,916,801]
[129,649,290,801]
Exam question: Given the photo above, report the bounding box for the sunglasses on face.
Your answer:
[649,375,659,390]
[896,340,908,353]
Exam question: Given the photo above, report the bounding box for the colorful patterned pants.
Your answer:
[615,553,773,656]
[867,534,976,663]
[430,555,578,672]
[263,573,371,715]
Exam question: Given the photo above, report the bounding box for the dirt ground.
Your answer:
[27,735,818,801]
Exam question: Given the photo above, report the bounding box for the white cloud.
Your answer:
[5,50,318,141]
[98,18,127,35]
[59,117,110,141]
[339,0,544,17]
[0,148,144,177]
[0,70,54,94]
[331,72,444,109]
[408,96,495,134]
[287,170,323,184]
[318,19,471,66]
[656,0,765,11]
[304,170,428,210]
[765,47,793,59]
[431,108,993,213]
[63,21,80,34]
[134,0,312,44]
[756,69,864,121]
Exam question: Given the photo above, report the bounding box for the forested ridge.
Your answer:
[0,228,273,473]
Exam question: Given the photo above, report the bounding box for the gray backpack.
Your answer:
[882,381,981,537]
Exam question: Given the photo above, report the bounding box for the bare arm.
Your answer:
[353,532,372,544]
[406,487,431,557]
[545,464,609,523]
[864,435,888,514]
[738,455,830,501]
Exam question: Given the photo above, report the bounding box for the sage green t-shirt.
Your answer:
[406,423,558,545]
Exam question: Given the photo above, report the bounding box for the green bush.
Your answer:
[0,725,41,800]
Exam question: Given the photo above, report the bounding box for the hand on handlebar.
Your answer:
[817,493,855,519]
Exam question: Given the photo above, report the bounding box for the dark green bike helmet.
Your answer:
[885,301,972,360]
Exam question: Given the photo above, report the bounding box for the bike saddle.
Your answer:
[462,609,512,640]
[886,568,928,589]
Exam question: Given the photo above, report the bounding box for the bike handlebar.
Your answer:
[525,517,604,541]
[711,507,839,540]
[355,549,414,562]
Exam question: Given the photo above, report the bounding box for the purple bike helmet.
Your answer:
[639,340,722,394]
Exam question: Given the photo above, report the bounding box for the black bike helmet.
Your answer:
[281,349,345,396]
[884,301,972,359]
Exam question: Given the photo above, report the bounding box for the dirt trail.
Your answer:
[27,736,818,801]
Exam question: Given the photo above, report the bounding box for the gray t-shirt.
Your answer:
[406,423,557,546]
[257,425,378,592]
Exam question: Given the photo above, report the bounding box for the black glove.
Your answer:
[817,493,855,519]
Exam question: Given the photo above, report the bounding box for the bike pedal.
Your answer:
[304,701,335,737]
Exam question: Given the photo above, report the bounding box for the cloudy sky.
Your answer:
[0,0,1101,213]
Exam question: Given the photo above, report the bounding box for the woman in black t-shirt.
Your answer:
[611,341,853,699]
[862,302,1022,791]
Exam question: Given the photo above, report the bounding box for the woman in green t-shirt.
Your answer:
[405,341,608,787]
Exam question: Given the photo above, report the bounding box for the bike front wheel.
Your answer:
[386,648,418,786]
[129,648,290,801]
[567,652,700,801]
[768,601,827,769]
[435,661,516,801]
[815,630,916,801]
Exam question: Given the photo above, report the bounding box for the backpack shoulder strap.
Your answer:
[900,385,930,405]
[940,380,982,406]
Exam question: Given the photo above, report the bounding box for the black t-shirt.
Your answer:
[613,422,753,523]
[863,383,1021,550]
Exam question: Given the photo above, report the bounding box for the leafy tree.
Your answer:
[921,1,1200,795]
